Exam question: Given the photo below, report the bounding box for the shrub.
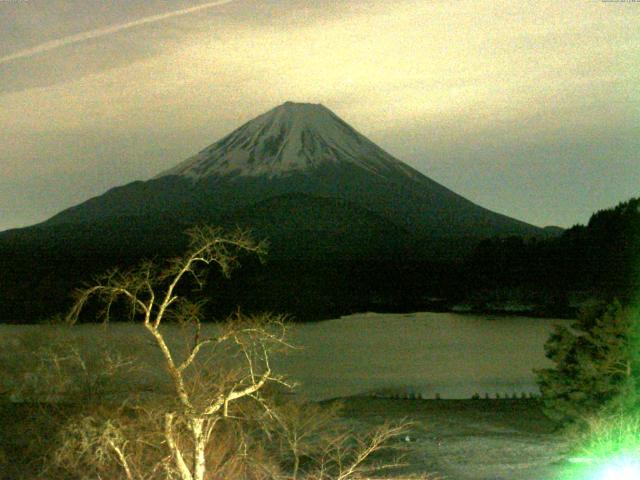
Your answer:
[573,411,640,462]
[535,300,640,425]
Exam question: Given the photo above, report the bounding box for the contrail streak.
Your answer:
[0,0,236,66]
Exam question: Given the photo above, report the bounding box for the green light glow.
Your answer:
[594,457,640,480]
[556,202,640,479]
[560,411,640,479]
[563,456,640,480]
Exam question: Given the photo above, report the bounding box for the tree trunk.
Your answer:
[293,453,300,480]
[192,416,207,480]
[164,412,193,480]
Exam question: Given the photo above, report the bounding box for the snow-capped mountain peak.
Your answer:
[156,102,419,180]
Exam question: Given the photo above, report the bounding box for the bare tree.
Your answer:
[255,396,413,480]
[65,226,291,480]
[51,225,414,480]
[316,421,410,480]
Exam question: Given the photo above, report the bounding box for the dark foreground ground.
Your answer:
[328,397,572,480]
[0,398,574,480]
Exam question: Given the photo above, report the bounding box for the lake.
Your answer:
[0,312,571,401]
[277,312,570,400]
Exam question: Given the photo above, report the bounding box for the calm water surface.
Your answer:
[276,312,570,400]
[1,312,571,400]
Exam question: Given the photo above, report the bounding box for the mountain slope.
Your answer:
[218,192,414,261]
[0,101,556,322]
[44,102,542,239]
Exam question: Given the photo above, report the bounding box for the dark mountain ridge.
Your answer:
[0,101,560,322]
[42,102,543,240]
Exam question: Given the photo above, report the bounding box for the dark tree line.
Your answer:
[462,197,640,315]
[0,197,637,323]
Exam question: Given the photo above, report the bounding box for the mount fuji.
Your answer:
[0,102,553,322]
[42,101,541,240]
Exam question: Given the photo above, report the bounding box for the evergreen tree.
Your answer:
[535,301,640,424]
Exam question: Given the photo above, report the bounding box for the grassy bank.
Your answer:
[0,398,569,480]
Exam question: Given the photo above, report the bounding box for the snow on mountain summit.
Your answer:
[156,102,420,180]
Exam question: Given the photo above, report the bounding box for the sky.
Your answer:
[1,0,638,231]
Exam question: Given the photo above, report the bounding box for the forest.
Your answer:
[0,197,637,323]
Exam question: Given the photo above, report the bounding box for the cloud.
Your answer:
[0,0,638,230]
[0,0,236,66]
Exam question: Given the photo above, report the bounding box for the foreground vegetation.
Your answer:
[0,227,411,479]
[1,397,571,480]
[536,299,640,478]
